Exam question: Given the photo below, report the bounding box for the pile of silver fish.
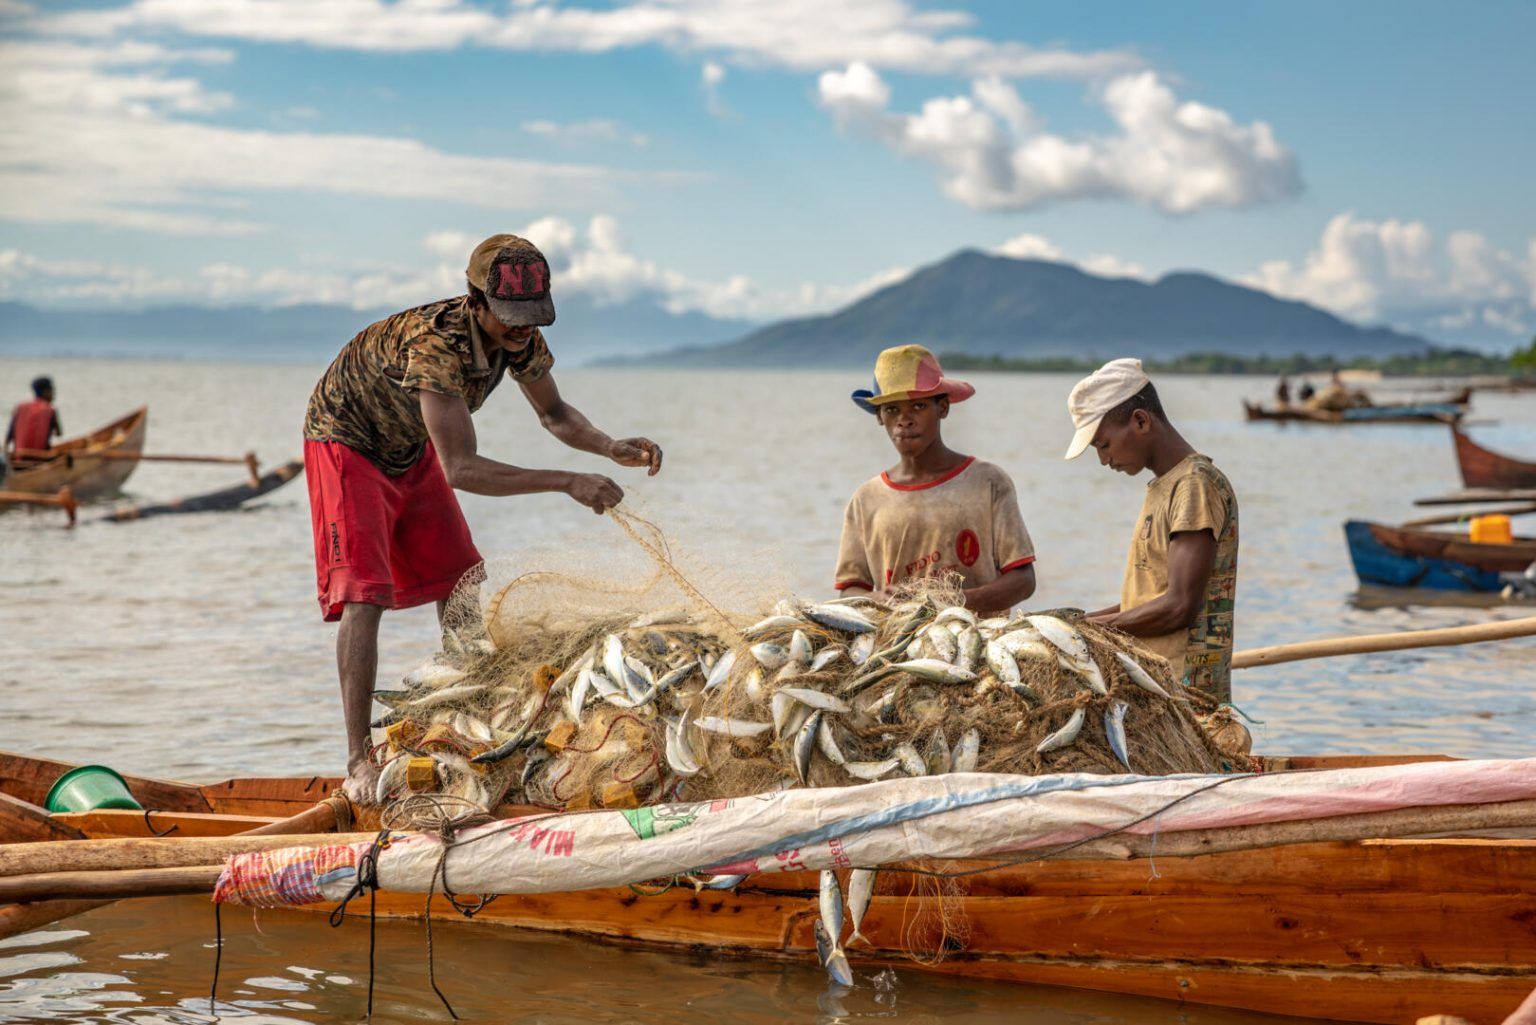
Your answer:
[370,592,1197,987]
[368,593,1186,815]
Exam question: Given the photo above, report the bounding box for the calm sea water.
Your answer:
[2,356,1533,1023]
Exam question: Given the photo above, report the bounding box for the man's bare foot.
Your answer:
[342,761,382,808]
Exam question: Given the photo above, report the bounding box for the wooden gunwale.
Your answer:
[1454,426,1536,490]
[1367,521,1536,573]
[1,406,148,501]
[3,749,1533,1024]
[1243,400,1465,425]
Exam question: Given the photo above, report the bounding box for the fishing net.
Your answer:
[361,507,1238,970]
[365,506,1228,825]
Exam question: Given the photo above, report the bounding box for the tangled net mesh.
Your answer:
[366,506,1242,958]
[371,506,1235,815]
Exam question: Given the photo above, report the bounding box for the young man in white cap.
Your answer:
[303,233,664,801]
[1064,358,1238,702]
[835,344,1037,615]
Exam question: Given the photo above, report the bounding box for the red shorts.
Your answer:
[304,439,482,622]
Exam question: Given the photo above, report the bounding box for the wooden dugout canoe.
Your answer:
[1,406,147,502]
[1243,399,1466,425]
[1345,519,1536,592]
[1454,426,1536,490]
[2,750,1533,1025]
[101,458,304,522]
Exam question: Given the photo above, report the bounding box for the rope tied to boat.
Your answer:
[207,902,222,1017]
[324,791,355,833]
[142,809,177,837]
[327,828,391,1020]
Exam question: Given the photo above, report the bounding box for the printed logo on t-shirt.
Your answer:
[955,529,980,567]
[904,550,942,578]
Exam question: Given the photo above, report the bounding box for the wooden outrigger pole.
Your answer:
[12,449,262,488]
[0,485,76,524]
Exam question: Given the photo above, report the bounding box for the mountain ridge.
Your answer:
[613,249,1436,368]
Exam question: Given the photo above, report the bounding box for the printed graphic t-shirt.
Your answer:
[303,296,554,476]
[834,457,1035,599]
[1120,453,1239,702]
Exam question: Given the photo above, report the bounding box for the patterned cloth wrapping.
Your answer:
[213,841,363,907]
[211,759,1536,907]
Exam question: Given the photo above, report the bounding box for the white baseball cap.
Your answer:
[1063,357,1152,460]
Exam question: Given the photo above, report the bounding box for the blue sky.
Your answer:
[2,0,1533,349]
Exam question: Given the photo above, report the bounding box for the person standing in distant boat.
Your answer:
[1274,375,1291,407]
[1064,359,1239,704]
[1311,369,1352,411]
[5,376,62,464]
[835,344,1037,616]
[302,233,664,803]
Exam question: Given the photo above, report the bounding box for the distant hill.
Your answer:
[622,250,1436,367]
[0,295,755,364]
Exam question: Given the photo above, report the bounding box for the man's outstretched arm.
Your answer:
[963,564,1036,613]
[419,389,622,512]
[1091,530,1216,637]
[519,372,662,475]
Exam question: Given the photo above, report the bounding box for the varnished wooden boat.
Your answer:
[3,750,1533,1024]
[1346,519,1536,592]
[1,406,148,501]
[1454,427,1536,490]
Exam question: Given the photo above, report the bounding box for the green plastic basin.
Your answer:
[44,765,143,813]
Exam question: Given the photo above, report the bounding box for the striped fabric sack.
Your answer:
[213,841,362,907]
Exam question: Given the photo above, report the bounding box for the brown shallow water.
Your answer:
[0,899,1346,1025]
[1,358,1533,1023]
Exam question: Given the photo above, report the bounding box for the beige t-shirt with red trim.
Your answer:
[834,457,1035,594]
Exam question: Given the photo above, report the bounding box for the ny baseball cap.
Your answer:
[1063,357,1152,460]
[467,234,556,328]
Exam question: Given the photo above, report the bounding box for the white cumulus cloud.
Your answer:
[700,59,729,117]
[1,215,908,322]
[1246,212,1536,339]
[35,0,1142,80]
[523,215,907,320]
[520,118,649,146]
[993,232,1147,279]
[819,63,1302,215]
[0,38,684,236]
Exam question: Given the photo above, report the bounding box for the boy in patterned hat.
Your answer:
[1064,358,1239,703]
[834,345,1037,614]
[303,233,664,802]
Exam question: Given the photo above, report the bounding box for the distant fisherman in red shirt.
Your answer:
[835,345,1037,616]
[5,376,62,463]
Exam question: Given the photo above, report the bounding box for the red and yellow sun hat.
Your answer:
[851,344,976,414]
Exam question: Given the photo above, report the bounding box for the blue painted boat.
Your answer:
[1344,520,1533,592]
[1341,402,1463,422]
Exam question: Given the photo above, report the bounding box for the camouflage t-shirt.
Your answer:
[1119,454,1239,702]
[303,296,554,475]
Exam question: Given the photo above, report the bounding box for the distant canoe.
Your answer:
[1,406,147,502]
[1345,519,1536,592]
[1453,426,1536,490]
[1245,399,1465,425]
[101,458,304,523]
